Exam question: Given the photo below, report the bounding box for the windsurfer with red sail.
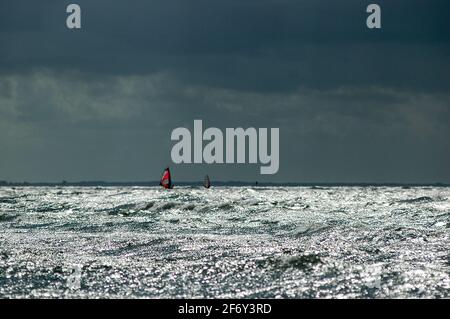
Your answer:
[160,167,174,189]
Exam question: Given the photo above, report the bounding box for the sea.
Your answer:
[0,186,449,298]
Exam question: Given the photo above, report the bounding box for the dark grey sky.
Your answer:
[0,0,449,183]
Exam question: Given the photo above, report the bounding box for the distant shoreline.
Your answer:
[0,181,449,187]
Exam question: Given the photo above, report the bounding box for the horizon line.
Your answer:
[1,180,449,187]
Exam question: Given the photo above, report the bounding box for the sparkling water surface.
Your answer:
[0,186,449,298]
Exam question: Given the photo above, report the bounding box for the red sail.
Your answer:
[160,167,173,189]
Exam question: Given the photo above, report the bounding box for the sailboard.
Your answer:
[203,174,211,189]
[160,167,173,189]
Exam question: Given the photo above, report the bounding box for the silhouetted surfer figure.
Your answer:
[160,167,174,189]
[204,175,211,189]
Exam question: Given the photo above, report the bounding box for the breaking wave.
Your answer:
[397,196,434,204]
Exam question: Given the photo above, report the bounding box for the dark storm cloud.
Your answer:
[1,0,449,91]
[0,0,449,182]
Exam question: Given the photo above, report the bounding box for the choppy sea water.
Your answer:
[0,186,449,298]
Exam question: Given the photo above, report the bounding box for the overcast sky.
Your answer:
[0,0,449,183]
